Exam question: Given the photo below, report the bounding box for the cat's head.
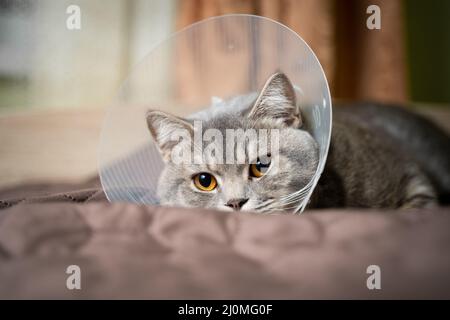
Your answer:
[146,73,318,213]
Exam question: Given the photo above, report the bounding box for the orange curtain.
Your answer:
[176,0,407,104]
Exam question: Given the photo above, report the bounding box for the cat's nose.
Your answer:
[225,198,249,211]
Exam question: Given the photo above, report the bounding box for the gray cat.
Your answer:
[147,73,450,212]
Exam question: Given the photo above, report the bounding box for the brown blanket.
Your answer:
[1,182,450,299]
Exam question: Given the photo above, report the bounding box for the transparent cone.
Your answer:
[99,14,332,213]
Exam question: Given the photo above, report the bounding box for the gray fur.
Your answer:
[147,73,450,212]
[147,73,318,212]
[312,103,450,209]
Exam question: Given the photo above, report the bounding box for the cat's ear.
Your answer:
[146,110,193,161]
[248,72,302,128]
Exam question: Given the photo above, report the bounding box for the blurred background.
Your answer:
[0,0,449,187]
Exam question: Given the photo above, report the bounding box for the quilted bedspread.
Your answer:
[0,182,450,299]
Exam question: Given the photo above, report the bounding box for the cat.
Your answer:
[146,73,450,212]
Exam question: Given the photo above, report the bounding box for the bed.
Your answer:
[1,178,449,299]
[1,105,449,299]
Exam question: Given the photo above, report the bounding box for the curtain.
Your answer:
[175,0,407,104]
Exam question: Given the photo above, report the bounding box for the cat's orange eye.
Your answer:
[250,156,271,178]
[193,172,217,191]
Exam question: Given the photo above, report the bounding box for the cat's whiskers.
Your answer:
[252,198,276,210]
[261,187,312,213]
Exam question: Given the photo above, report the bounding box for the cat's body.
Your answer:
[147,73,450,212]
[312,103,450,209]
